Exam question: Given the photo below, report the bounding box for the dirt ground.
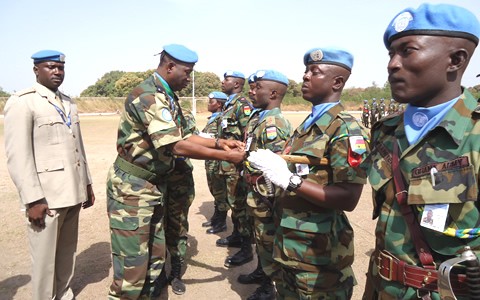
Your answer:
[0,112,375,300]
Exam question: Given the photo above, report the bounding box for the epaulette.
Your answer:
[15,87,36,97]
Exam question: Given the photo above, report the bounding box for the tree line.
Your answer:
[2,70,479,102]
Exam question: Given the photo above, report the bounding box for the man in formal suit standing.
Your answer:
[4,50,95,300]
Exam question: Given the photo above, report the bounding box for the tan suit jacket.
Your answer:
[4,82,92,209]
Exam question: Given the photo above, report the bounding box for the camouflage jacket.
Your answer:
[244,108,292,210]
[366,90,480,295]
[116,74,190,177]
[218,93,253,175]
[273,103,370,272]
[202,112,222,174]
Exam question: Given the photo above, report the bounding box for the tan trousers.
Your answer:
[27,204,81,300]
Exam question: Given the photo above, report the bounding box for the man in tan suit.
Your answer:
[4,50,95,300]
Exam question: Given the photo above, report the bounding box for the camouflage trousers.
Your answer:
[222,174,251,238]
[107,191,166,299]
[247,193,281,281]
[276,267,355,300]
[165,168,195,259]
[206,171,229,212]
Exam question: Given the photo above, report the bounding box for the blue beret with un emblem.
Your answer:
[208,91,228,101]
[303,47,354,72]
[384,3,480,48]
[254,70,289,86]
[247,73,256,84]
[224,70,245,79]
[163,44,198,64]
[31,50,65,64]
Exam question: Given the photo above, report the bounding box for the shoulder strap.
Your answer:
[392,140,435,269]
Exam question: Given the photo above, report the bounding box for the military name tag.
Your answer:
[412,156,470,178]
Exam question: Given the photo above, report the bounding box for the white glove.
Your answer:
[248,149,292,190]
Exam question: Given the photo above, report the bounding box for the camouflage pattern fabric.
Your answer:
[165,158,194,259]
[165,109,197,260]
[107,74,190,299]
[217,94,253,237]
[202,113,229,212]
[363,90,480,299]
[278,267,354,300]
[273,103,370,297]
[244,108,292,279]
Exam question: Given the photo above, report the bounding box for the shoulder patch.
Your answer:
[161,108,173,122]
[266,126,277,140]
[15,87,36,97]
[243,105,251,116]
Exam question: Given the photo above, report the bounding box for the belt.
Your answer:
[377,250,468,296]
[114,156,160,184]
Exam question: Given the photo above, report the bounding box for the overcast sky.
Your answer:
[1,0,479,96]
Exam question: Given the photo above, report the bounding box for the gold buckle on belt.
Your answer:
[378,251,394,281]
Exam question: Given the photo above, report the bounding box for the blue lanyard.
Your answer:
[52,102,71,127]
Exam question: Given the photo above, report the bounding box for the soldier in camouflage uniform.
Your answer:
[164,108,198,295]
[240,70,293,300]
[363,4,480,299]
[200,92,230,234]
[106,44,245,299]
[216,70,256,268]
[248,47,370,299]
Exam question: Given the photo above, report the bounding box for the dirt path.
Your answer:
[0,112,375,300]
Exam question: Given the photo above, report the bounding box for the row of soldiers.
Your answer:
[361,98,406,128]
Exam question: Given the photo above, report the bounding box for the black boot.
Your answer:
[216,230,242,247]
[246,280,275,300]
[224,237,253,267]
[206,210,227,234]
[238,257,267,284]
[169,256,186,295]
[202,205,219,227]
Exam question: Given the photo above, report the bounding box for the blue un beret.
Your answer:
[163,44,198,64]
[303,47,354,72]
[384,3,480,48]
[224,70,245,79]
[247,73,256,84]
[208,91,228,101]
[254,70,289,86]
[31,50,65,64]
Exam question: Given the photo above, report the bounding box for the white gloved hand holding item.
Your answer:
[248,149,293,190]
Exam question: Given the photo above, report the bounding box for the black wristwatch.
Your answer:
[286,174,303,192]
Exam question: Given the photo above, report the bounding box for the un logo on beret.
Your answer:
[256,70,265,78]
[310,49,323,62]
[208,93,214,99]
[393,12,413,33]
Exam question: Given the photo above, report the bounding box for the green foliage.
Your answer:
[80,71,126,97]
[178,71,222,97]
[0,87,10,97]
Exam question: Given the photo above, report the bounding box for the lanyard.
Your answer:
[51,102,71,128]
